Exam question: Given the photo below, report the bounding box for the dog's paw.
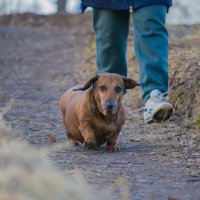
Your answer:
[107,144,120,152]
[67,140,82,148]
[84,139,97,150]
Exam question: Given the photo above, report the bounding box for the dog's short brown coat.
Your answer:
[59,73,139,151]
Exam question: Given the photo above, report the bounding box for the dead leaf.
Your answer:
[48,134,57,143]
[166,136,172,141]
[148,152,157,155]
[190,171,199,177]
[171,151,182,158]
[190,152,200,157]
[129,138,141,142]
[168,197,178,200]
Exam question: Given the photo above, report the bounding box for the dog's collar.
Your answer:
[92,107,118,122]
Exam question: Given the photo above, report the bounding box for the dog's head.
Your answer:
[74,73,141,116]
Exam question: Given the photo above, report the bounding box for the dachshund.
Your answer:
[59,73,140,152]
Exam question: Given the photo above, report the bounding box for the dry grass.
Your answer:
[0,113,99,200]
[168,31,200,127]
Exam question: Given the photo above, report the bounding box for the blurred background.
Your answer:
[0,0,199,24]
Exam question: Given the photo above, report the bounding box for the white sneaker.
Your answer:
[143,89,173,123]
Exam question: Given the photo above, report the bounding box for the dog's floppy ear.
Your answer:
[73,75,99,91]
[122,77,141,89]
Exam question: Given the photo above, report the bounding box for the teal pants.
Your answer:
[93,5,168,102]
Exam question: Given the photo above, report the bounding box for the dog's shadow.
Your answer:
[64,140,154,154]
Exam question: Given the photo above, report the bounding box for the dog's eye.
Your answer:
[99,85,107,92]
[115,86,122,93]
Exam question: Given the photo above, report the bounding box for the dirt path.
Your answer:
[0,14,200,200]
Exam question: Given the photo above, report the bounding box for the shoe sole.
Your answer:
[144,102,173,123]
[153,103,173,121]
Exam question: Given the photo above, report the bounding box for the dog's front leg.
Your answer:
[79,121,97,150]
[107,134,119,152]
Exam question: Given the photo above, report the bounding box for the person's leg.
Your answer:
[132,5,173,123]
[93,9,130,76]
[132,5,169,102]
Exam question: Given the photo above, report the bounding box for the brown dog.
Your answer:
[59,73,140,152]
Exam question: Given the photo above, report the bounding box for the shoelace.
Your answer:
[152,91,168,100]
[159,91,168,96]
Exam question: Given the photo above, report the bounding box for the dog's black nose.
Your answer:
[106,104,114,110]
[105,102,116,110]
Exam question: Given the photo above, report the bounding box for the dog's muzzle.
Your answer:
[103,100,117,111]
